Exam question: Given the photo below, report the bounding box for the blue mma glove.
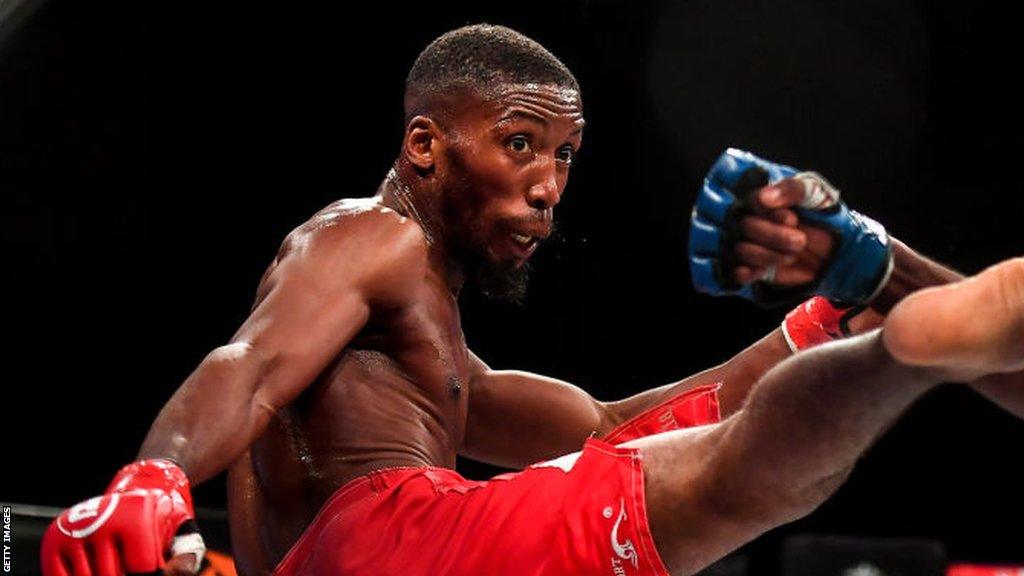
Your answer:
[689,148,894,307]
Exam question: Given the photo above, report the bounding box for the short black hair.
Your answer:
[404,24,580,125]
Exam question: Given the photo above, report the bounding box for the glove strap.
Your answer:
[107,458,195,514]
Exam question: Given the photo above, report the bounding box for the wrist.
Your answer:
[865,238,964,314]
[107,459,195,514]
[782,296,863,353]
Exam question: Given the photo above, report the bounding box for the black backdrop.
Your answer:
[4,0,1022,569]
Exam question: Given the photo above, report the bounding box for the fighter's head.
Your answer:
[401,24,584,302]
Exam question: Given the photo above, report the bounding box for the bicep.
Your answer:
[228,239,373,411]
[462,365,615,469]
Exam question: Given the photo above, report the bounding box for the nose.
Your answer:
[525,159,562,210]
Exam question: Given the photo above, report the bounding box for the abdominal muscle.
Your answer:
[227,347,464,574]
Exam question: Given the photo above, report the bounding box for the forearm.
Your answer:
[867,238,964,313]
[606,329,792,424]
[832,239,964,335]
[614,240,961,421]
[137,343,276,484]
[611,241,962,424]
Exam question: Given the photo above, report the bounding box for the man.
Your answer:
[41,24,1024,576]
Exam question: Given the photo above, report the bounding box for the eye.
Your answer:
[556,145,577,165]
[507,135,532,154]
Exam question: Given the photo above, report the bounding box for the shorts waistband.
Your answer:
[273,464,465,575]
[325,465,465,511]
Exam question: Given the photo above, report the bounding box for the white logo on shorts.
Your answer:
[610,498,638,569]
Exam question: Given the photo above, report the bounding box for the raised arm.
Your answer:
[41,207,425,576]
[462,193,1022,473]
[137,212,422,483]
[460,231,962,471]
[690,149,1024,418]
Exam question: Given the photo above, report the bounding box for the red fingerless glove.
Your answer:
[41,459,205,576]
[781,296,862,352]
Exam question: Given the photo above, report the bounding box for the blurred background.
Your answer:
[3,1,1021,574]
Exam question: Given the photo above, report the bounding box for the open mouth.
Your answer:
[510,231,540,249]
[506,231,543,258]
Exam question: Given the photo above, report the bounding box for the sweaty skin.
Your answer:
[133,81,1024,576]
[135,84,594,574]
[225,198,472,571]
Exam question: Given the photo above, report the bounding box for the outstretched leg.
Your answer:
[623,257,1024,575]
[884,257,1024,376]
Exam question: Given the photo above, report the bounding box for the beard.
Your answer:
[448,234,532,304]
[434,170,547,304]
[472,256,531,303]
[455,216,560,304]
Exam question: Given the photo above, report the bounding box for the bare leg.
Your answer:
[884,257,1024,376]
[623,258,1024,575]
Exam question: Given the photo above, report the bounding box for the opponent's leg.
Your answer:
[622,257,1024,575]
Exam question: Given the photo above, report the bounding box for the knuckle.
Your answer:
[738,215,759,235]
[735,242,757,258]
[737,244,773,265]
[765,226,788,245]
[741,218,772,241]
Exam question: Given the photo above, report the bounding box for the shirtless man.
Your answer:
[41,24,1024,576]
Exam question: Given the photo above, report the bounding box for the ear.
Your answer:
[402,115,446,173]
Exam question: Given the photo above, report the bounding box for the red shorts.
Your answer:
[273,384,721,576]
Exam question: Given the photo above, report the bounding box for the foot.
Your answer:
[883,257,1024,379]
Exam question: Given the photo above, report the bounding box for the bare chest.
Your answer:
[338,281,473,442]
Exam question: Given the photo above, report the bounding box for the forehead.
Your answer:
[461,82,586,128]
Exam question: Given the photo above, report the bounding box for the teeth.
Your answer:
[510,233,533,245]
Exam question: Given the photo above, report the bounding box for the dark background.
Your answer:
[3,0,1022,570]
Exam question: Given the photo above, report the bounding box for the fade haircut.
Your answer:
[404,24,580,126]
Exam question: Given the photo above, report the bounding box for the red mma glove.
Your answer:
[41,459,205,575]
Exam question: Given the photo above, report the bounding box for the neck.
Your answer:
[379,163,466,294]
[385,166,437,245]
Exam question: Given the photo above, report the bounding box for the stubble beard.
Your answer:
[449,232,532,304]
[438,175,533,304]
[474,255,531,304]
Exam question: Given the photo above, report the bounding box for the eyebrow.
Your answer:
[496,110,586,134]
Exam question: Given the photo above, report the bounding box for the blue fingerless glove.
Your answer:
[688,148,894,307]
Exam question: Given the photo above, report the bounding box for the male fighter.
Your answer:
[41,24,1024,576]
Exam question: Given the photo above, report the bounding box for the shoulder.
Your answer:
[277,198,429,301]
